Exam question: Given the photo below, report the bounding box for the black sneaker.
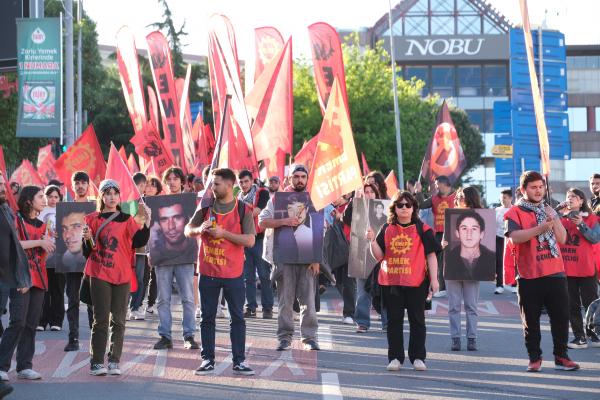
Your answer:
[184,336,200,350]
[194,359,215,375]
[467,338,477,351]
[232,362,255,376]
[262,309,273,319]
[153,336,173,350]
[303,340,320,351]
[276,339,291,351]
[244,309,256,318]
[589,333,600,348]
[0,381,13,397]
[89,364,107,376]
[64,339,80,352]
[451,338,461,351]
[567,337,588,349]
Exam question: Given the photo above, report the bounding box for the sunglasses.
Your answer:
[395,202,412,209]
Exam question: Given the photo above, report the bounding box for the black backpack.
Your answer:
[323,219,349,271]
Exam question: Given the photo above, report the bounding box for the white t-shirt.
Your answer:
[495,206,511,237]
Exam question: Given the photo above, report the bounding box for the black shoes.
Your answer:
[153,336,173,350]
[451,338,461,351]
[194,359,215,375]
[262,309,273,319]
[244,309,257,318]
[64,339,80,352]
[276,340,291,351]
[184,336,200,350]
[467,338,477,351]
[303,340,320,351]
[232,362,255,376]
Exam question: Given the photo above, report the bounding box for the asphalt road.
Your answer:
[3,282,599,400]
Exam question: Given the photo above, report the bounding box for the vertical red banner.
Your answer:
[254,26,284,82]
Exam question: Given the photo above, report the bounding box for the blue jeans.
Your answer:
[130,255,148,311]
[354,278,388,329]
[156,264,196,340]
[243,236,273,311]
[199,274,246,365]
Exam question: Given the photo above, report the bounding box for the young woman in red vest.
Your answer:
[505,171,579,372]
[82,180,150,376]
[0,186,54,381]
[369,191,440,372]
[558,188,600,349]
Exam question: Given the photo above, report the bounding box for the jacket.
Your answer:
[0,204,32,289]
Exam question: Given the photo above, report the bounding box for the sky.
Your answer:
[85,0,600,64]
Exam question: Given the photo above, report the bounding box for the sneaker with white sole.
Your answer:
[0,370,8,381]
[232,362,255,376]
[413,359,427,371]
[216,307,226,319]
[494,286,504,294]
[342,316,354,325]
[509,285,518,293]
[90,364,107,376]
[567,337,587,349]
[589,334,600,348]
[107,362,121,375]
[386,359,401,371]
[17,369,41,380]
[50,325,61,331]
[134,309,145,320]
[433,290,446,298]
[194,359,215,375]
[195,307,201,319]
[145,305,155,314]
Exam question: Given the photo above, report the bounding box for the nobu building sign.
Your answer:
[383,35,509,61]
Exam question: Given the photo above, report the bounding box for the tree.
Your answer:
[148,0,187,78]
[293,34,484,183]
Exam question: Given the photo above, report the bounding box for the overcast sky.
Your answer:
[85,0,598,62]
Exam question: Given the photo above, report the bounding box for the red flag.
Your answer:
[146,31,187,171]
[129,122,173,178]
[385,170,399,198]
[106,143,141,203]
[127,153,140,174]
[55,124,106,194]
[118,146,128,163]
[201,123,216,163]
[419,101,466,186]
[175,66,196,172]
[246,38,293,170]
[116,26,148,140]
[361,153,370,176]
[308,22,349,114]
[519,0,551,177]
[142,157,158,177]
[254,27,284,82]
[294,134,319,173]
[0,146,18,210]
[208,14,258,176]
[308,78,362,210]
[264,149,287,181]
[38,152,58,184]
[11,159,44,187]
[36,144,52,169]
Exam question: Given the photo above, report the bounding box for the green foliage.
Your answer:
[148,0,187,78]
[292,33,484,183]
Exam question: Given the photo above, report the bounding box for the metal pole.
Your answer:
[388,0,404,189]
[65,0,75,147]
[76,0,83,138]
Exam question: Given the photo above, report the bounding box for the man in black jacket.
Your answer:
[0,171,31,398]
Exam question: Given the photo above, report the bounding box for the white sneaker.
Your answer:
[134,309,145,320]
[195,307,201,319]
[216,307,226,319]
[107,362,121,376]
[413,359,427,371]
[509,286,518,293]
[342,316,354,325]
[433,290,446,298]
[17,369,41,380]
[494,286,504,294]
[145,305,155,314]
[0,371,8,381]
[386,359,401,371]
[36,326,44,331]
[50,325,61,331]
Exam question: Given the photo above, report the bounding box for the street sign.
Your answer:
[491,144,513,158]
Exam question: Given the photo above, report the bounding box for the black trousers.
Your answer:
[567,276,598,339]
[495,236,505,287]
[0,287,44,372]
[146,266,157,307]
[64,272,93,341]
[517,276,570,361]
[435,232,445,291]
[382,280,428,364]
[40,268,65,328]
[334,264,356,318]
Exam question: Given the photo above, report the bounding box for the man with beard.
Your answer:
[259,165,321,352]
[589,174,600,212]
[268,176,280,198]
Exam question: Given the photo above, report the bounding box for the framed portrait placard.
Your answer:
[55,202,95,273]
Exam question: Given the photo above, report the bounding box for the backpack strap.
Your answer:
[201,200,246,232]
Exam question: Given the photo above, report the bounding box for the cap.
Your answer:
[98,179,120,194]
[291,165,308,175]
[269,176,280,183]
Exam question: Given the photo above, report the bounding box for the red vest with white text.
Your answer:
[432,193,456,233]
[560,214,599,277]
[378,223,429,287]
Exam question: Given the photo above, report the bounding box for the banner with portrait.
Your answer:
[145,193,198,267]
[273,192,324,264]
[348,198,390,279]
[55,202,95,273]
[443,208,496,281]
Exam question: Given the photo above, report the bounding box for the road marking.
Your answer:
[153,349,168,377]
[260,351,305,377]
[478,301,499,315]
[318,325,333,350]
[321,372,343,399]
[52,347,89,378]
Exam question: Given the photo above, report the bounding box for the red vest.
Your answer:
[432,193,456,233]
[84,212,139,285]
[504,206,564,279]
[251,187,267,234]
[15,215,48,290]
[198,201,247,278]
[378,223,428,287]
[560,214,599,277]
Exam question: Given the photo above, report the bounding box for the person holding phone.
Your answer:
[369,191,440,372]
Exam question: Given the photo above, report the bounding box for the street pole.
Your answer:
[388,0,404,189]
[65,0,75,147]
[76,0,83,138]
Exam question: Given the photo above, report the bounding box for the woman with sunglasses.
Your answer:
[369,191,440,371]
[557,188,600,349]
[443,186,484,351]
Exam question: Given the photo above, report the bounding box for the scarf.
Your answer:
[239,184,258,206]
[517,199,560,258]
